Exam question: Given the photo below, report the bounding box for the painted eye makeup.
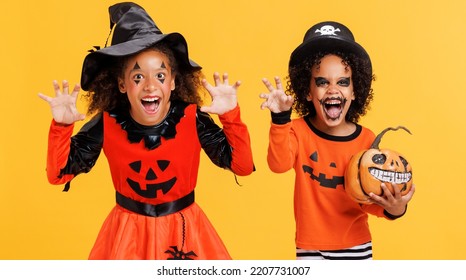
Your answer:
[130,62,143,85]
[133,74,143,85]
[314,77,328,87]
[156,73,166,84]
[128,60,169,85]
[338,77,351,87]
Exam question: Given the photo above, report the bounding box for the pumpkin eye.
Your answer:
[372,154,386,164]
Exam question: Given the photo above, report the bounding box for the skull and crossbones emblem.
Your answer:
[315,25,341,35]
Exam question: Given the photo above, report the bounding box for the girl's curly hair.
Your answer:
[287,50,375,123]
[83,41,204,115]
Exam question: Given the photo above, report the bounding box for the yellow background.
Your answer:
[1,0,465,260]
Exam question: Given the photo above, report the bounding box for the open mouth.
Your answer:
[141,96,160,113]
[320,97,346,120]
[368,167,412,184]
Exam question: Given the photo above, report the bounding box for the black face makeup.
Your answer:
[130,61,169,86]
[337,77,351,87]
[157,73,165,85]
[314,77,351,88]
[158,62,167,84]
[313,76,351,121]
[314,77,328,87]
[132,62,142,85]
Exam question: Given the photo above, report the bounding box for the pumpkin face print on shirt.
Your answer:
[302,150,344,189]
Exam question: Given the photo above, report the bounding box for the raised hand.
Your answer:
[259,76,294,113]
[38,80,86,125]
[200,72,239,115]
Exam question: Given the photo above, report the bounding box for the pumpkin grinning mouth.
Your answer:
[368,167,412,184]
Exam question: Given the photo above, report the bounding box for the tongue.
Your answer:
[326,105,341,119]
[143,101,158,112]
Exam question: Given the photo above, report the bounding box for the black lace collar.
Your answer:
[109,100,189,150]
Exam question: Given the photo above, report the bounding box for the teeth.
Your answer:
[326,100,341,105]
[142,97,159,102]
[368,167,412,184]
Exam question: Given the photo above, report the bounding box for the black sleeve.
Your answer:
[59,113,104,178]
[195,108,232,169]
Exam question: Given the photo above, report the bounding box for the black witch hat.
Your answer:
[80,2,200,90]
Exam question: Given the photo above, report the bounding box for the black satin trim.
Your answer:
[60,113,105,191]
[109,100,189,150]
[196,109,232,169]
[116,191,195,217]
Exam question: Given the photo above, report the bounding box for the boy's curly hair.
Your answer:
[287,50,375,123]
[83,41,204,115]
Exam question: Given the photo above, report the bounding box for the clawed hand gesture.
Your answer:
[200,72,239,115]
[38,80,85,125]
[259,76,294,113]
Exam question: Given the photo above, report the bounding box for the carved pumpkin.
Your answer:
[345,126,413,204]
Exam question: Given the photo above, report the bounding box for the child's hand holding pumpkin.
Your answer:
[369,183,416,217]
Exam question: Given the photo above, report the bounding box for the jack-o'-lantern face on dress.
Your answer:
[118,49,176,126]
[126,160,177,198]
[308,54,355,132]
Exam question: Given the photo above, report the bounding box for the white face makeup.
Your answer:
[118,49,175,126]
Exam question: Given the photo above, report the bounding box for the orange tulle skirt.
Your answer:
[88,203,231,260]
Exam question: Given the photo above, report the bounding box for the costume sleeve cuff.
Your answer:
[384,205,407,220]
[218,104,240,123]
[271,110,292,124]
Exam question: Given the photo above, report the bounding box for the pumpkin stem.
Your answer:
[370,126,412,149]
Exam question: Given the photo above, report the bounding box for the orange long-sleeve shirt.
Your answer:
[268,116,390,250]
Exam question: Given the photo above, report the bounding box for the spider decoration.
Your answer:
[165,246,198,260]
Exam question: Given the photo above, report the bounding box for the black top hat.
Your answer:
[289,21,371,72]
[80,2,201,91]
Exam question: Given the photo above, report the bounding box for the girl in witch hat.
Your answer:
[38,2,254,260]
[259,21,414,259]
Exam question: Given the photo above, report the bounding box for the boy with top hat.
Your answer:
[39,2,254,259]
[259,21,414,259]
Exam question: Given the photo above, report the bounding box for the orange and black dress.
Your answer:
[45,100,254,259]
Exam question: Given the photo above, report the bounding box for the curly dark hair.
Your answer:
[287,50,375,123]
[83,41,204,115]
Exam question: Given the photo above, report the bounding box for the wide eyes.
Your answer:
[156,73,166,80]
[133,74,143,80]
[132,73,166,83]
